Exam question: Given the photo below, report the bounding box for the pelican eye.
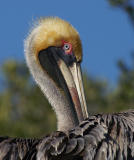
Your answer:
[63,44,70,50]
[62,41,72,55]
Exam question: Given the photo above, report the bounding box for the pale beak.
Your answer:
[38,46,88,123]
[69,62,88,120]
[57,58,88,122]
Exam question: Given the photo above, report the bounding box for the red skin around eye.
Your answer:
[62,40,73,55]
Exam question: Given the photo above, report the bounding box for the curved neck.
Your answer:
[35,69,79,131]
[25,40,79,132]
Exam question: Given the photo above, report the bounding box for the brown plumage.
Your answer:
[0,17,133,160]
[0,110,134,159]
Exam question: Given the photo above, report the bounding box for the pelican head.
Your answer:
[25,17,88,131]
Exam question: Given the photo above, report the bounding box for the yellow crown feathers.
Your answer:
[27,17,83,62]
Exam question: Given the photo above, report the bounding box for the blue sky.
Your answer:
[0,0,134,85]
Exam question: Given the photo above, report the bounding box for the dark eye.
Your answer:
[63,44,70,51]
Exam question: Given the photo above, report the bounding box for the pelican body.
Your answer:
[0,17,133,160]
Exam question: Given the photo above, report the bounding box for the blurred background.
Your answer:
[0,0,134,138]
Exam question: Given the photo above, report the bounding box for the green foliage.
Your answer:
[0,57,134,137]
[112,56,134,111]
[0,60,56,138]
[83,72,109,113]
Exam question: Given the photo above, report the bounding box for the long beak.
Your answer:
[38,47,88,123]
[69,63,88,119]
[57,58,88,122]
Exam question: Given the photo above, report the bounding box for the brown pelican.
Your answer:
[0,17,133,160]
[24,17,88,132]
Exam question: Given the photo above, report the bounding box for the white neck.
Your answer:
[24,31,79,132]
